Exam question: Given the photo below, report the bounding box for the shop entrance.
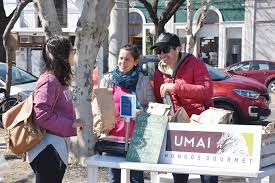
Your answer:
[129,12,143,53]
[200,37,219,67]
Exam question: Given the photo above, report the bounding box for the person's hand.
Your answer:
[160,83,175,97]
[116,116,126,122]
[136,109,142,115]
[72,119,85,130]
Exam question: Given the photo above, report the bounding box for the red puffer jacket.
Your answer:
[154,54,213,117]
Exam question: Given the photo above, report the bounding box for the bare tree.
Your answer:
[33,0,62,38]
[0,0,15,63]
[138,0,185,36]
[33,0,115,164]
[186,0,211,55]
[3,0,32,97]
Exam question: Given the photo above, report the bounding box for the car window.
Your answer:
[269,62,275,70]
[251,61,269,70]
[230,62,250,72]
[0,64,37,85]
[206,64,229,81]
[0,65,5,81]
[11,67,37,85]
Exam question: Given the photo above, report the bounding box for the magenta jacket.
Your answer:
[33,72,76,137]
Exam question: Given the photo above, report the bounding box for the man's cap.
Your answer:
[151,32,181,49]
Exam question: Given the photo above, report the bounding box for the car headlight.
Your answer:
[233,89,260,99]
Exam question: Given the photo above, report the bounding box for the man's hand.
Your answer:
[160,83,175,97]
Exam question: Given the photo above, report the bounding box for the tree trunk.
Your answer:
[3,0,32,97]
[186,0,195,54]
[156,23,165,36]
[70,0,114,165]
[33,0,62,38]
[0,0,7,62]
[186,0,211,55]
[108,0,128,72]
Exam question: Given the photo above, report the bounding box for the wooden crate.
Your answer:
[261,133,275,168]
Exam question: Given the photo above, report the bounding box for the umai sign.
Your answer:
[159,123,262,171]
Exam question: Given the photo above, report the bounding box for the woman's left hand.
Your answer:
[72,119,86,130]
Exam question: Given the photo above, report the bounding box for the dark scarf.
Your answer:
[112,65,139,92]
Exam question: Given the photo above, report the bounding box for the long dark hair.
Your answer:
[42,36,73,86]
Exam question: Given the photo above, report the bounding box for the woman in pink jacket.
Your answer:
[100,44,155,183]
[27,36,85,183]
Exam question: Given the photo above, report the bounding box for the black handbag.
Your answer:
[94,140,127,157]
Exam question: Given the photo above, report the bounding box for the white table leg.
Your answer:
[121,169,130,183]
[150,172,159,183]
[87,166,98,183]
[246,177,261,183]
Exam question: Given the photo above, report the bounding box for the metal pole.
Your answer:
[125,118,130,152]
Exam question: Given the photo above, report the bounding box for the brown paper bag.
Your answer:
[92,88,116,135]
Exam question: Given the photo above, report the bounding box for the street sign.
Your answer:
[120,94,136,152]
[120,94,136,119]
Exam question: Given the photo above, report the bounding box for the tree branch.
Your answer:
[193,0,211,38]
[3,0,32,96]
[3,0,32,40]
[160,0,184,24]
[138,0,159,25]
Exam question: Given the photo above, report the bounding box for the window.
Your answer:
[129,12,142,36]
[230,62,250,72]
[203,10,219,24]
[54,0,67,27]
[269,63,275,70]
[36,0,67,28]
[33,36,44,44]
[251,62,269,70]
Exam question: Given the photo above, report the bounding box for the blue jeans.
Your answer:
[109,168,144,183]
[173,173,218,183]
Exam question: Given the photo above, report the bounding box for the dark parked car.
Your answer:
[224,60,275,93]
[140,56,271,124]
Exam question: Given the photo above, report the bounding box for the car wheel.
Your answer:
[214,103,240,124]
[268,80,275,93]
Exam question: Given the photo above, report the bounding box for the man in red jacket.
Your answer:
[152,32,217,183]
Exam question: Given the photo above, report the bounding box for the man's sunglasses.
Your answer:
[155,46,172,54]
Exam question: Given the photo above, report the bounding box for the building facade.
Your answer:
[243,0,275,61]
[129,0,245,68]
[4,0,82,76]
[3,0,274,74]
